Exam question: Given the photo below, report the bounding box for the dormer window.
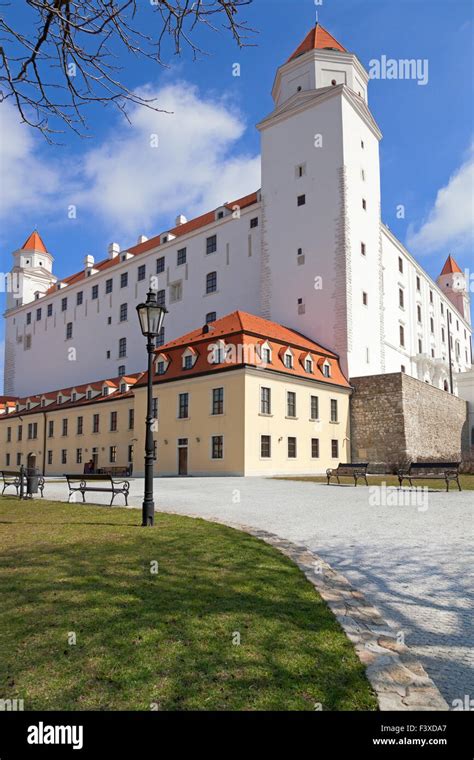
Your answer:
[157,361,165,375]
[103,387,109,396]
[87,390,92,400]
[259,341,272,365]
[322,361,331,378]
[72,393,77,402]
[120,383,127,393]
[57,395,62,404]
[305,358,313,373]
[182,347,197,370]
[283,350,294,369]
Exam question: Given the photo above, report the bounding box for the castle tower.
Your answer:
[258,23,383,378]
[437,255,471,325]
[6,230,56,311]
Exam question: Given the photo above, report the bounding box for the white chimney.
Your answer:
[175,214,187,226]
[84,254,95,269]
[108,242,120,258]
[137,234,148,244]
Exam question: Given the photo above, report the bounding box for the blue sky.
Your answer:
[1,0,473,388]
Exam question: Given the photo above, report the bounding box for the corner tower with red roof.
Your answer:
[437,255,471,324]
[6,230,57,311]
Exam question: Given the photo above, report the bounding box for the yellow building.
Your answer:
[0,312,351,477]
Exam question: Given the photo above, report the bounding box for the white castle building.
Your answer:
[3,24,472,398]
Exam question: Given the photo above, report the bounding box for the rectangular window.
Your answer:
[62,418,68,436]
[212,387,224,415]
[430,290,433,304]
[36,308,42,321]
[6,426,11,442]
[66,322,73,339]
[110,446,117,463]
[362,198,367,210]
[183,354,193,370]
[47,450,53,465]
[362,291,368,306]
[287,391,296,418]
[47,304,53,317]
[156,256,165,274]
[137,264,146,281]
[297,194,306,206]
[110,411,117,431]
[119,303,128,322]
[416,275,421,291]
[170,282,182,302]
[288,437,297,458]
[206,311,216,324]
[211,435,223,460]
[284,353,293,369]
[61,297,67,311]
[361,242,366,256]
[441,327,445,342]
[311,438,320,459]
[177,248,187,265]
[77,416,83,435]
[330,399,338,422]
[331,440,339,458]
[17,425,22,441]
[178,393,189,419]
[206,235,217,254]
[310,395,319,420]
[261,435,271,459]
[93,414,100,433]
[399,288,404,308]
[26,312,31,325]
[92,284,99,300]
[417,305,422,323]
[61,449,67,465]
[152,397,158,420]
[48,420,54,438]
[128,408,134,430]
[399,325,405,347]
[260,387,271,415]
[156,326,165,348]
[206,271,217,293]
[120,272,128,288]
[76,448,82,464]
[76,291,83,306]
[128,444,134,463]
[105,279,113,294]
[398,257,403,274]
[5,453,10,466]
[418,339,422,353]
[157,289,166,307]
[250,217,259,229]
[118,337,127,358]
[430,317,434,333]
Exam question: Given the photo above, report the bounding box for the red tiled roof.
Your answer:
[137,310,349,388]
[21,230,47,253]
[43,192,259,296]
[440,255,462,275]
[288,23,346,62]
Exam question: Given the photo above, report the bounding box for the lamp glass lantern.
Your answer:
[136,290,167,338]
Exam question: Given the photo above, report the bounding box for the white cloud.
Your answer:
[0,81,261,240]
[407,144,474,254]
[76,82,261,236]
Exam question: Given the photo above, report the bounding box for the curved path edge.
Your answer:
[165,511,449,712]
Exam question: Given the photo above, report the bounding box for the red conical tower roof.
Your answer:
[288,23,346,62]
[21,230,47,253]
[440,255,462,275]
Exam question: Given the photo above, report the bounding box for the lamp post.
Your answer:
[136,289,167,526]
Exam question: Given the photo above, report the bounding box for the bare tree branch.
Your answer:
[0,0,255,140]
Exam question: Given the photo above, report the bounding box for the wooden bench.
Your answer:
[1,470,45,497]
[64,474,130,505]
[397,462,461,492]
[326,463,369,487]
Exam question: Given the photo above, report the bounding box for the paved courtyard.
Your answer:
[42,476,473,706]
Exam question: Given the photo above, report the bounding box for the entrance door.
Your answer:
[91,448,98,472]
[178,440,188,475]
[27,453,36,469]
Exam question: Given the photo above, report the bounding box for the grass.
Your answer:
[0,498,377,711]
[275,474,474,490]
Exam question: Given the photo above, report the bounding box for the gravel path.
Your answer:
[42,476,473,707]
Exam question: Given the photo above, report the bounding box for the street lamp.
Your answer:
[136,289,167,526]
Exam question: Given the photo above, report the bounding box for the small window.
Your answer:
[92,284,99,300]
[430,290,433,304]
[398,257,403,274]
[110,411,117,431]
[157,360,165,375]
[118,364,126,376]
[260,387,271,415]
[156,256,165,274]
[66,322,73,340]
[305,358,313,373]
[120,272,128,288]
[178,392,189,419]
[183,354,193,370]
[157,289,166,307]
[61,449,67,465]
[62,418,68,436]
[401,365,406,373]
[77,417,83,435]
[362,291,368,306]
[36,308,42,321]
[287,391,296,418]
[61,297,67,311]
[361,242,366,256]
[137,264,146,281]
[418,339,422,353]
[261,435,271,459]
[322,362,331,378]
[47,303,53,316]
[330,399,338,423]
[362,198,367,210]
[250,217,259,229]
[110,446,117,463]
[310,396,319,421]
[105,279,113,294]
[212,387,224,416]
[430,317,434,333]
[118,337,127,357]
[262,347,271,364]
[206,235,217,255]
[93,414,100,433]
[206,311,216,324]
[177,248,187,266]
[156,327,165,348]
[297,194,306,207]
[170,282,182,303]
[211,435,224,460]
[129,409,134,430]
[416,275,421,291]
[417,305,422,323]
[26,312,31,325]
[400,325,405,347]
[206,271,217,294]
[311,439,320,459]
[287,437,297,459]
[331,440,339,458]
[361,140,365,149]
[119,303,128,322]
[399,289,404,308]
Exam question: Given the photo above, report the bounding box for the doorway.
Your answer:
[178,439,188,476]
[27,453,36,470]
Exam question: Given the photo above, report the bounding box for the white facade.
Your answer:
[3,25,472,397]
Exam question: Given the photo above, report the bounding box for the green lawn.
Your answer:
[276,474,474,490]
[0,498,377,711]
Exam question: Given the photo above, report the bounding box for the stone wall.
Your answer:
[350,372,469,471]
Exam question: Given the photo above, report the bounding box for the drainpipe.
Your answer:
[447,309,454,394]
[42,410,47,475]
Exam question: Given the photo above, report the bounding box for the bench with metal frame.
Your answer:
[397,462,461,492]
[1,470,45,497]
[64,473,130,505]
[326,462,369,486]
